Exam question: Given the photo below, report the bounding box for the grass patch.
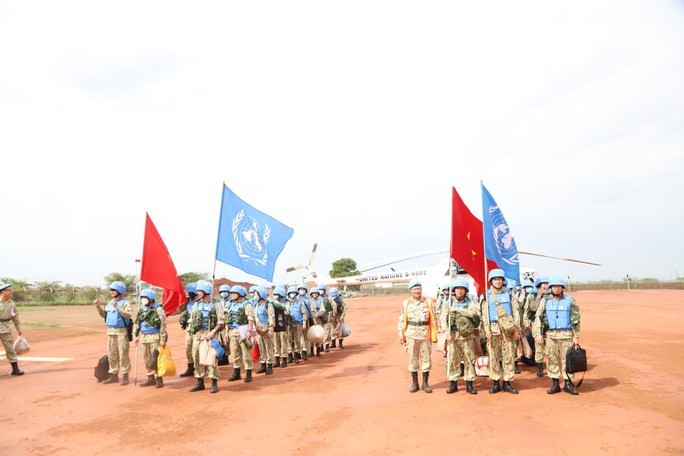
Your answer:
[22,321,63,328]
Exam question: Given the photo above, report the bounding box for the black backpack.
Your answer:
[94,355,109,382]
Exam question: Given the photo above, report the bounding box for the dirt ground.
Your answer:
[1,290,683,455]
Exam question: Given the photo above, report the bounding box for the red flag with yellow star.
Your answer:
[140,213,185,315]
[450,187,497,295]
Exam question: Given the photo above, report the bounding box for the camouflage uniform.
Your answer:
[272,295,290,367]
[254,299,275,370]
[524,291,546,364]
[398,297,435,373]
[333,297,347,347]
[190,300,226,380]
[443,296,479,385]
[0,296,21,364]
[533,294,580,384]
[319,296,336,351]
[133,303,168,380]
[482,287,520,390]
[287,296,307,362]
[225,299,255,376]
[96,298,133,377]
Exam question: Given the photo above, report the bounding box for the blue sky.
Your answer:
[1,1,683,286]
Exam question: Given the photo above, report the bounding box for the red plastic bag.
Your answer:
[250,342,260,362]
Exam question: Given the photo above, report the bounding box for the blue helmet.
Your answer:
[230,285,247,297]
[196,280,212,295]
[286,286,298,296]
[548,277,566,289]
[298,284,308,292]
[185,282,197,294]
[452,278,470,292]
[534,276,549,287]
[219,284,231,293]
[328,288,340,298]
[408,278,421,289]
[109,281,126,295]
[140,288,156,301]
[319,284,327,291]
[273,286,286,298]
[249,285,258,293]
[256,286,269,301]
[488,269,505,282]
[440,282,450,291]
[310,287,320,295]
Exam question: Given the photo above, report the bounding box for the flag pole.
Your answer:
[134,256,142,386]
[481,180,490,303]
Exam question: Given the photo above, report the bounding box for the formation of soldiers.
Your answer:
[93,280,348,393]
[398,269,581,396]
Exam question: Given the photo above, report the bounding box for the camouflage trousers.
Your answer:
[406,337,432,373]
[487,332,516,382]
[228,328,253,371]
[447,333,476,381]
[545,335,574,381]
[184,330,193,364]
[140,333,160,377]
[192,331,219,379]
[535,337,545,363]
[324,318,337,345]
[274,329,290,358]
[257,331,275,364]
[107,330,131,374]
[0,332,17,363]
[289,325,304,354]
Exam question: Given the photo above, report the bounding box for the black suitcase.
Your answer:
[94,355,109,382]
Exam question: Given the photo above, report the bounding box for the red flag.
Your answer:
[450,187,497,295]
[140,213,185,315]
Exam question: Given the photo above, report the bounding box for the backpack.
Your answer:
[94,355,109,382]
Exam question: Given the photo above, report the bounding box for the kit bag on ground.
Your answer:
[565,344,587,388]
[94,355,109,382]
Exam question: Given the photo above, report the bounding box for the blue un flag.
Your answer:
[481,182,520,283]
[215,184,294,281]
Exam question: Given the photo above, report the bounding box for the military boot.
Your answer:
[339,339,344,349]
[288,353,294,364]
[228,368,241,381]
[266,364,274,375]
[489,380,501,394]
[120,373,129,386]
[256,363,267,374]
[514,361,521,374]
[409,371,419,393]
[466,381,477,395]
[309,347,314,357]
[536,362,544,377]
[281,357,287,368]
[210,378,218,393]
[244,369,253,383]
[503,381,518,394]
[274,357,281,367]
[331,340,337,348]
[102,373,119,384]
[301,350,308,361]
[547,378,561,394]
[179,363,195,377]
[294,352,300,364]
[10,362,24,376]
[139,375,155,387]
[422,372,433,393]
[189,378,205,392]
[316,346,322,357]
[446,381,458,394]
[563,381,579,395]
[324,344,330,353]
[155,376,164,388]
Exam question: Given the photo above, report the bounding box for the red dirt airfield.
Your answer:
[1,290,683,455]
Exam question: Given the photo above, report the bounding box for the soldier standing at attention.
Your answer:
[271,286,290,368]
[188,280,224,393]
[177,283,197,378]
[533,277,581,395]
[525,277,549,377]
[297,284,313,360]
[286,286,306,364]
[94,281,133,385]
[330,288,347,349]
[134,288,168,388]
[398,279,437,393]
[309,287,325,356]
[443,278,479,395]
[226,285,256,383]
[0,283,24,376]
[254,286,275,376]
[482,269,520,394]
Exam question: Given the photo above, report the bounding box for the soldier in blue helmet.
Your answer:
[309,287,325,356]
[178,282,198,377]
[133,288,168,388]
[225,285,256,382]
[188,280,225,393]
[398,279,438,393]
[94,281,134,385]
[482,269,521,394]
[0,283,24,376]
[297,284,314,360]
[525,276,549,377]
[271,286,290,368]
[253,286,275,375]
[329,288,347,349]
[443,278,480,394]
[533,277,581,395]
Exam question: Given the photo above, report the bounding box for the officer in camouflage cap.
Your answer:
[533,277,581,395]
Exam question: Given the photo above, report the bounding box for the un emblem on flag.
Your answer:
[491,212,518,266]
[232,210,271,265]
